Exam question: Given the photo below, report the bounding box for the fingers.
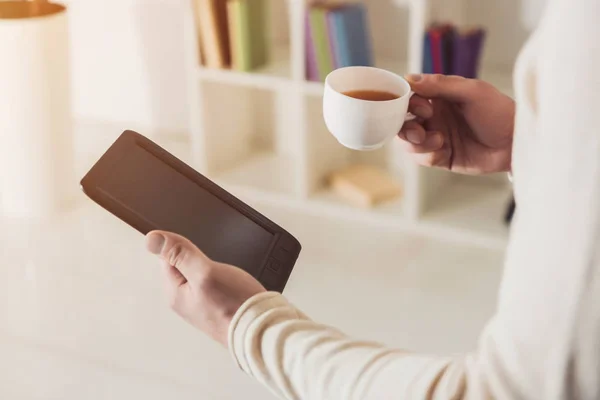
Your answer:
[399,120,426,144]
[398,131,449,168]
[399,130,445,153]
[161,259,187,287]
[411,150,451,169]
[405,74,480,102]
[146,231,208,282]
[398,120,446,167]
[408,95,433,119]
[399,121,444,150]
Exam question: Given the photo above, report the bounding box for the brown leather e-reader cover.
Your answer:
[81,130,301,292]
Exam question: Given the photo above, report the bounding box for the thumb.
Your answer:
[405,74,477,102]
[146,231,208,282]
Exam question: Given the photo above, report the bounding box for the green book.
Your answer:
[228,0,268,72]
[246,0,268,69]
[227,0,245,70]
[309,7,334,81]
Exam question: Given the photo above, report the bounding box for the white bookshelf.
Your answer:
[183,0,516,250]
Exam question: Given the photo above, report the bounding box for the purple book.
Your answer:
[469,29,486,78]
[464,31,478,78]
[459,28,486,79]
[452,31,471,78]
[305,13,318,81]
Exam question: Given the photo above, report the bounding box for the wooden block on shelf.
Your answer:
[329,164,402,208]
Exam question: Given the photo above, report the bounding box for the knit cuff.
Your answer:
[228,291,290,373]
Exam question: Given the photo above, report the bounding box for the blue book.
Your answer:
[423,32,433,73]
[330,4,373,67]
[328,10,346,68]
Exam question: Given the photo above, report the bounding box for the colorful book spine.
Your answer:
[304,2,373,81]
[327,11,341,69]
[339,3,373,67]
[469,29,486,78]
[441,27,455,75]
[452,30,470,77]
[196,0,231,69]
[305,13,318,81]
[428,28,443,73]
[330,9,350,68]
[227,0,268,72]
[309,7,335,81]
[227,0,244,70]
[246,0,268,70]
[425,23,487,78]
[422,32,433,74]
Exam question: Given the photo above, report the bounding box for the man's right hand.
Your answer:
[399,74,515,175]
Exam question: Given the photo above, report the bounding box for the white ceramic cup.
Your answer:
[323,66,413,151]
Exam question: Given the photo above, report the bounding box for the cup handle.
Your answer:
[405,91,416,121]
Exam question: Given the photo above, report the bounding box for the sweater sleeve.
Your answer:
[228,1,600,399]
[228,292,480,399]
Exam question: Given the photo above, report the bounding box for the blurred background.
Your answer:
[0,0,545,398]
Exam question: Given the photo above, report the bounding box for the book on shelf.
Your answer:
[423,23,486,78]
[306,2,373,82]
[308,5,336,81]
[195,0,231,69]
[194,0,269,72]
[227,0,269,71]
[190,0,205,66]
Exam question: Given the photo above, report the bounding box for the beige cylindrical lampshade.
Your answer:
[0,1,75,219]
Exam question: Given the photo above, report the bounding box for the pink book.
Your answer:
[305,13,318,81]
[326,10,340,69]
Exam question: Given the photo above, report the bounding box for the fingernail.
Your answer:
[406,129,423,144]
[406,74,422,82]
[146,232,165,255]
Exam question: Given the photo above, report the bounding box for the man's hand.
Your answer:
[145,231,266,347]
[399,74,515,174]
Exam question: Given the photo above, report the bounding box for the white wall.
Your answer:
[63,0,189,134]
[466,0,530,70]
[520,0,548,30]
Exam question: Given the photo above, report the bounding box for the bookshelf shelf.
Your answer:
[212,152,298,196]
[198,46,292,90]
[310,187,405,221]
[303,80,325,97]
[184,0,520,251]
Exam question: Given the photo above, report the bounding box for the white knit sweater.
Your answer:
[228,0,600,398]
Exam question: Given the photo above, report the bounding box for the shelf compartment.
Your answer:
[196,0,292,89]
[302,0,409,87]
[198,46,292,91]
[214,152,298,196]
[303,94,405,213]
[199,81,300,196]
[310,187,405,220]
